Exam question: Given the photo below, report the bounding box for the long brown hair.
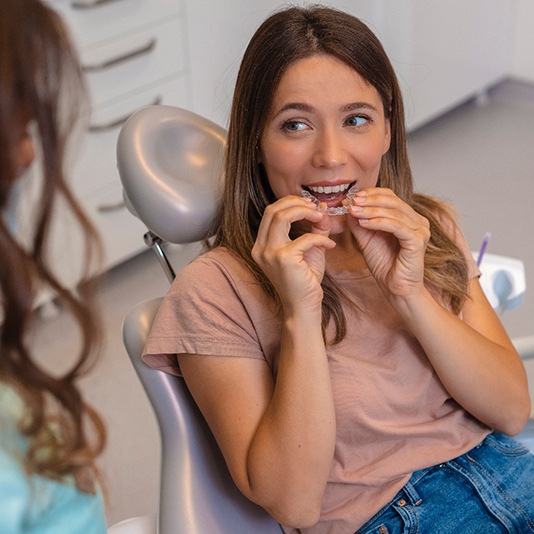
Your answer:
[210,5,468,342]
[0,0,105,492]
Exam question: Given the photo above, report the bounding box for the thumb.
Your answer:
[310,210,331,236]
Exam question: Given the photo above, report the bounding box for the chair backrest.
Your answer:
[117,105,282,534]
[123,298,282,534]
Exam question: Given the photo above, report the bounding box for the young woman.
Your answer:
[144,6,533,533]
[0,1,106,532]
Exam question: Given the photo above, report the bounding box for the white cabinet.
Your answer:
[43,0,191,291]
[377,0,513,130]
[185,0,514,132]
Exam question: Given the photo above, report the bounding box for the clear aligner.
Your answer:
[301,184,359,216]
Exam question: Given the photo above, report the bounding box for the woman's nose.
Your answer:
[312,127,348,168]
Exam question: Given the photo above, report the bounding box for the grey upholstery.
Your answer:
[117,105,282,534]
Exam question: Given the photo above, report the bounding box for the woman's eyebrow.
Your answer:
[275,101,380,116]
[276,102,314,115]
[341,102,379,113]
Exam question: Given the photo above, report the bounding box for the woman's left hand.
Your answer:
[347,187,430,303]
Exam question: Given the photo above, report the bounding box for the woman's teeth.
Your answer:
[301,183,359,216]
[307,182,352,194]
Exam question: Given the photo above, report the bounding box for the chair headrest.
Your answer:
[117,105,227,244]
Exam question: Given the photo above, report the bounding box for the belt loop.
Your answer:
[400,480,423,506]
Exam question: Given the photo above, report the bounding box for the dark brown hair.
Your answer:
[0,0,105,492]
[210,5,468,341]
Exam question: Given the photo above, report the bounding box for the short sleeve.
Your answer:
[143,250,267,375]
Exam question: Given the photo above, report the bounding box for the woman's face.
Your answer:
[259,54,391,233]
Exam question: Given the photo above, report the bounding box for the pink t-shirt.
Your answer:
[144,228,489,533]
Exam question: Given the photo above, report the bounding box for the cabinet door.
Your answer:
[81,15,188,107]
[48,0,183,49]
[380,0,512,130]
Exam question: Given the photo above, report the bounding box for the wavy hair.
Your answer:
[0,0,105,492]
[210,5,469,343]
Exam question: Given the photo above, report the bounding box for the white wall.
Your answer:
[510,0,534,83]
[184,1,518,130]
[183,0,276,127]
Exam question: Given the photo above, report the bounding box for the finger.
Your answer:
[348,199,430,246]
[256,199,324,247]
[261,232,336,265]
[349,205,426,235]
[353,188,424,224]
[292,232,337,252]
[309,208,331,236]
[353,216,430,252]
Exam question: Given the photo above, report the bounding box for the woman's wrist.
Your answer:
[389,286,436,326]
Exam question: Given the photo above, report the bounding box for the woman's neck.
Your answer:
[326,231,367,272]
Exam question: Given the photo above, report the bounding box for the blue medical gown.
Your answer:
[0,384,106,534]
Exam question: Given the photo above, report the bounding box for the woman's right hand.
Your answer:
[251,195,336,315]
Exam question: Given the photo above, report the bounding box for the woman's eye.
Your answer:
[282,120,307,132]
[345,115,369,127]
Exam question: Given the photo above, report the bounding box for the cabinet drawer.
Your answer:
[81,15,187,106]
[48,0,183,50]
[83,182,149,268]
[72,76,190,197]
[45,178,148,289]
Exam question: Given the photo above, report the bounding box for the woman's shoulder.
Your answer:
[171,246,256,293]
[161,245,274,322]
[186,246,250,271]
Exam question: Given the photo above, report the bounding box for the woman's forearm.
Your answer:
[393,286,530,435]
[246,310,336,527]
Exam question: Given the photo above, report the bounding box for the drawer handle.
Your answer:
[72,0,124,9]
[83,38,157,72]
[88,96,162,132]
[97,200,126,213]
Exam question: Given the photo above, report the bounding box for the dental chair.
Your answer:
[111,105,282,534]
[112,104,534,533]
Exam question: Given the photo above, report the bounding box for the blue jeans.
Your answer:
[357,433,534,533]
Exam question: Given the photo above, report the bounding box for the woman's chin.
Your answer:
[327,213,350,235]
